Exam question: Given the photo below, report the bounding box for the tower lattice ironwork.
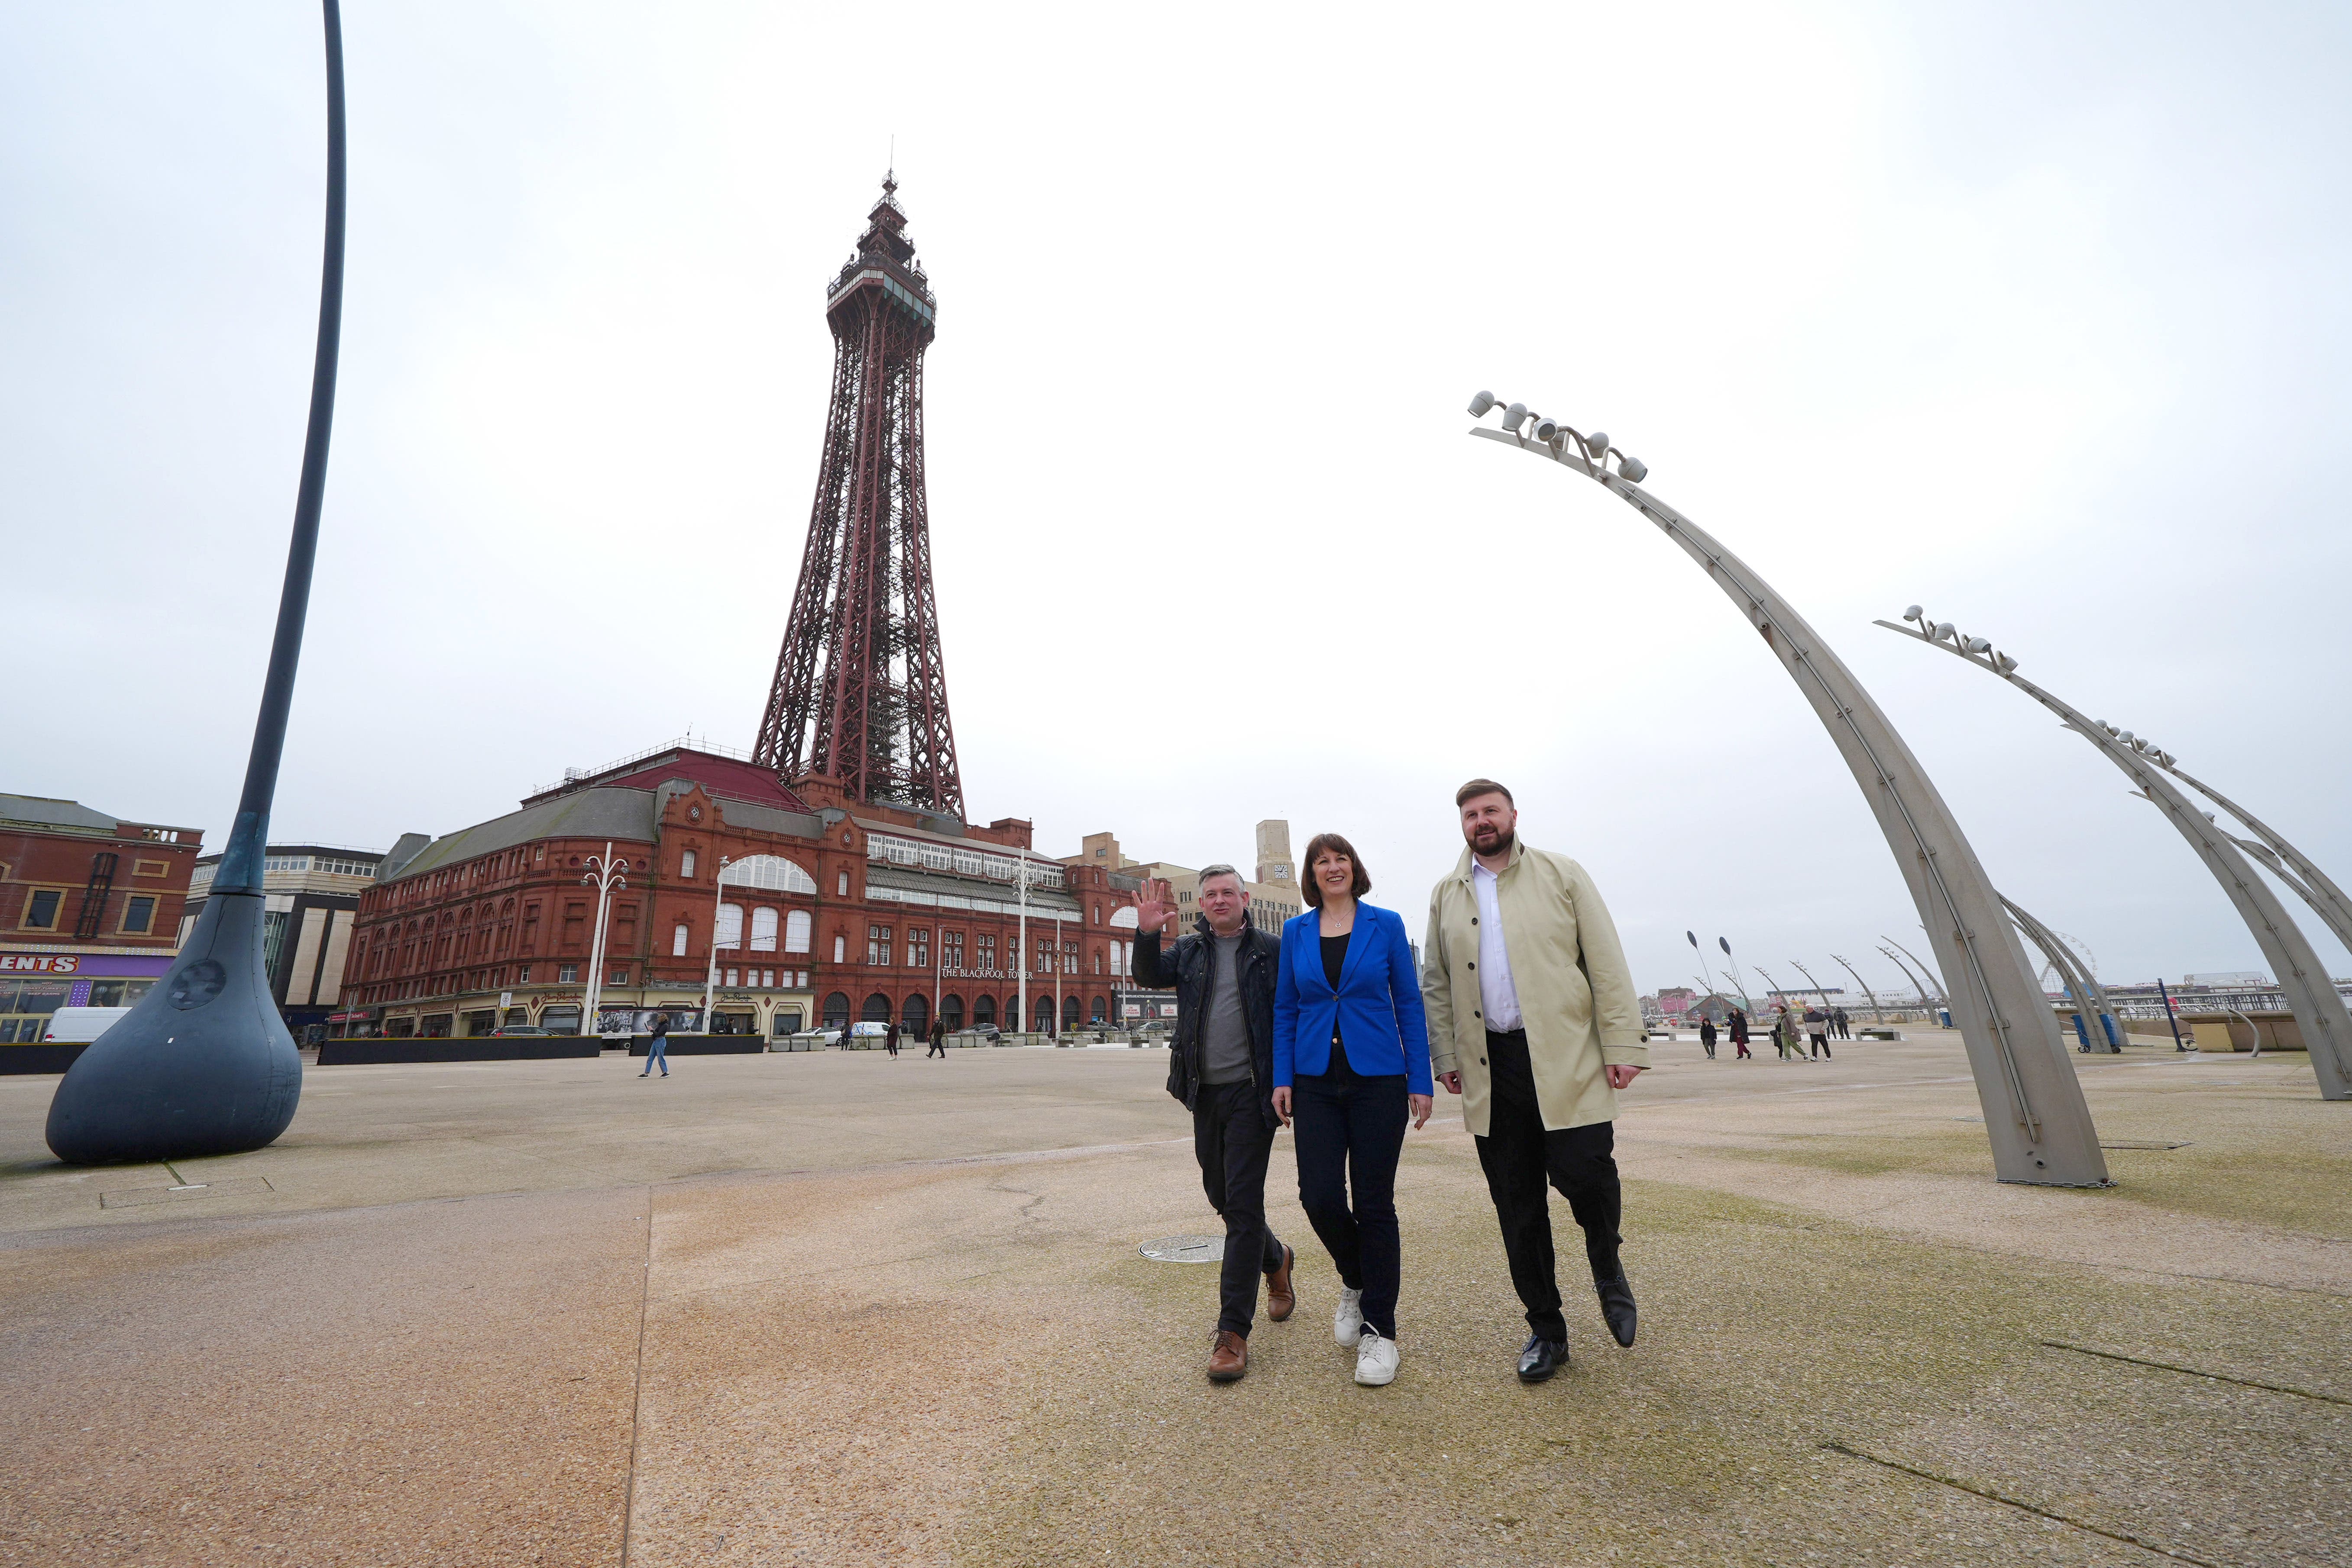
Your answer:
[754,174,962,815]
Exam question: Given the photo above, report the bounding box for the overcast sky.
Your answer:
[7,2,2348,998]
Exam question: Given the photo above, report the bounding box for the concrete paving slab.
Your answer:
[0,1035,2342,1566]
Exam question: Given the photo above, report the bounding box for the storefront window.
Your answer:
[421,1013,454,1038]
[712,1010,757,1035]
[540,1005,581,1033]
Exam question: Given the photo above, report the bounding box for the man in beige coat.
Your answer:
[1423,779,1646,1383]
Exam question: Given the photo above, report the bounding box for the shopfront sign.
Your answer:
[0,955,78,973]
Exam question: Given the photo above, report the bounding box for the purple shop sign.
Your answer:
[0,952,175,978]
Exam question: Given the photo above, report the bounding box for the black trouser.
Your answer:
[1810,1032,1831,1058]
[927,1038,945,1057]
[1292,1051,1407,1340]
[1194,1078,1286,1338]
[1474,1028,1622,1344]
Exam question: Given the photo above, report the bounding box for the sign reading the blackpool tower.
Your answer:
[753,173,963,817]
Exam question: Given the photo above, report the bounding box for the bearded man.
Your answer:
[1422,779,1645,1384]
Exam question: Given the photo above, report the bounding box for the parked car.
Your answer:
[848,1021,891,1039]
[42,1006,133,1044]
[491,1026,550,1037]
[964,1023,1000,1039]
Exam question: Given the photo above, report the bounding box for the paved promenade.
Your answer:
[1,1033,2344,1566]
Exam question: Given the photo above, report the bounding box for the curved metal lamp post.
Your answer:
[579,844,630,1035]
[2146,758,2352,955]
[1829,954,1887,1024]
[2003,896,2118,1053]
[1468,391,2107,1184]
[47,0,345,1164]
[1877,610,2352,1100]
[1876,943,1938,1009]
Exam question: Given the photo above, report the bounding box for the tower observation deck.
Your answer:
[754,175,962,815]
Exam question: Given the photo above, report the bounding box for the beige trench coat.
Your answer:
[1420,841,1646,1137]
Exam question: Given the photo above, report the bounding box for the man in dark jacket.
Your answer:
[1132,864,1295,1382]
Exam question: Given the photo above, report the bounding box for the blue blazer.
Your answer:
[1273,902,1433,1094]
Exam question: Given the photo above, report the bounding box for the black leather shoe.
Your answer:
[1595,1275,1637,1347]
[1516,1333,1568,1383]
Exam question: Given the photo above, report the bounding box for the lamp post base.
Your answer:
[45,891,303,1164]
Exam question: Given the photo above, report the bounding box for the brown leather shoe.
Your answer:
[1264,1244,1296,1322]
[1207,1329,1248,1382]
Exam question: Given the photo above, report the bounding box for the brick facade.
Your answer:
[340,746,1136,1039]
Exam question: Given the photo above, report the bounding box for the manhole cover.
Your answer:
[1140,1235,1225,1264]
[2100,1139,2193,1150]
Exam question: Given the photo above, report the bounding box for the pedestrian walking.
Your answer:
[1132,866,1296,1383]
[1423,780,1646,1386]
[1775,1006,1799,1060]
[1806,1006,1832,1059]
[885,1020,900,1057]
[1730,1007,1751,1060]
[1698,1016,1718,1059]
[1833,1007,1851,1040]
[1273,832,1432,1390]
[928,1017,948,1058]
[639,1014,670,1078]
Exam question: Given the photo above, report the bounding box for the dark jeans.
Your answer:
[1194,1079,1285,1337]
[1291,1054,1407,1339]
[1810,1034,1831,1058]
[1474,1028,1622,1344]
[641,1037,668,1075]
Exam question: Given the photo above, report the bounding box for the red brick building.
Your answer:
[2,793,203,1045]
[340,742,1135,1040]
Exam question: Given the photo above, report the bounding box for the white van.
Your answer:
[45,1006,134,1043]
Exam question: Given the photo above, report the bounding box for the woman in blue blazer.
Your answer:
[1272,831,1433,1387]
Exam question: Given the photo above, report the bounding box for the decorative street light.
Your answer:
[701,854,736,1029]
[1877,608,2352,1100]
[1717,936,1759,1012]
[1467,389,2107,1185]
[578,844,629,1038]
[2142,755,2352,955]
[1828,955,1888,1025]
[1878,942,1942,1009]
[2002,896,2118,1053]
[47,0,347,1164]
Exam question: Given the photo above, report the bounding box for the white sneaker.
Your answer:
[1333,1287,1365,1346]
[1354,1329,1399,1386]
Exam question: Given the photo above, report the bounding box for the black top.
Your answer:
[1320,931,1349,988]
[1321,930,1352,1064]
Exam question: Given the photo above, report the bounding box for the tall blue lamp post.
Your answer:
[47,0,346,1164]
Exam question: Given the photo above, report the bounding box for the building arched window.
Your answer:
[1090,995,1107,1024]
[785,909,812,954]
[822,991,851,1027]
[941,993,964,1028]
[716,903,743,950]
[973,995,996,1026]
[673,923,689,957]
[751,907,779,951]
[901,994,928,1033]
[1063,996,1081,1030]
[862,992,893,1023]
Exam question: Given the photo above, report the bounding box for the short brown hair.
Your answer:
[1456,778,1514,808]
[1301,832,1371,908]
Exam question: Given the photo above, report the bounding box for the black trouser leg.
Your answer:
[1475,1077,1566,1342]
[1293,1067,1407,1338]
[1545,1120,1623,1280]
[1194,1080,1281,1338]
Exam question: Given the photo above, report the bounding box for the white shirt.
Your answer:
[1471,861,1524,1031]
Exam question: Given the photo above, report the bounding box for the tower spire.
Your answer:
[754,182,960,815]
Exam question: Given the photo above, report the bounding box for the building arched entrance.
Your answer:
[941,993,965,1029]
[862,993,893,1023]
[822,992,851,1028]
[973,995,996,1027]
[901,994,928,1034]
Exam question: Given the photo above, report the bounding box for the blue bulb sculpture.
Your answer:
[48,0,344,1164]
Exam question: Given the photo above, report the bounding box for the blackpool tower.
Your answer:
[754,174,963,815]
